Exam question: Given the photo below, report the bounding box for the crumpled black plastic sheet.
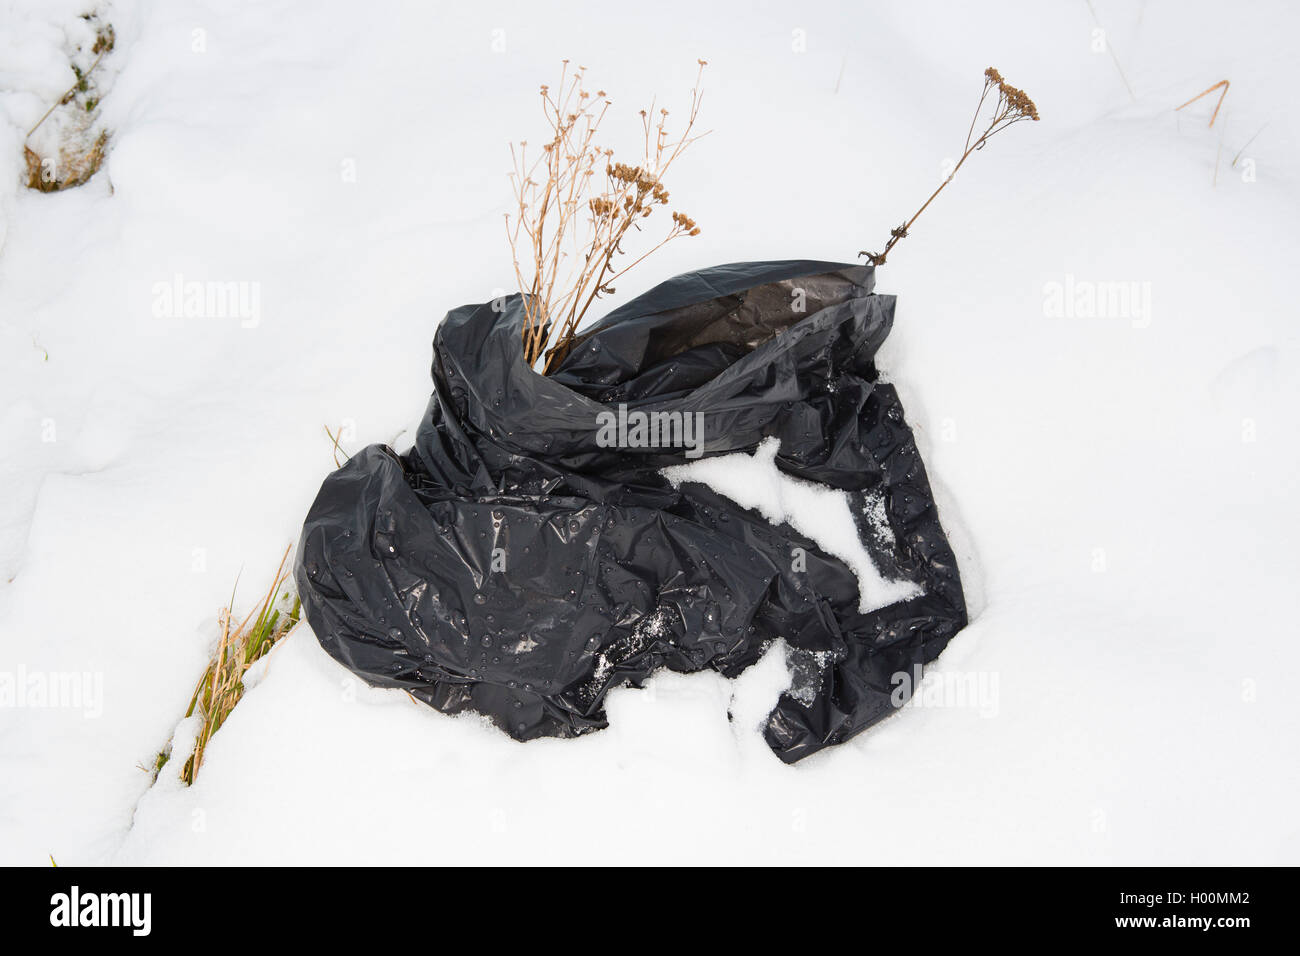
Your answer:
[295,260,967,762]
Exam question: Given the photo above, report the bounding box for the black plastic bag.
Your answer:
[295,260,967,762]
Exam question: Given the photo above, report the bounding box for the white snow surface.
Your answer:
[1,0,1298,865]
[663,437,925,611]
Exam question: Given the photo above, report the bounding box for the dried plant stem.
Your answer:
[1176,79,1229,129]
[860,67,1039,267]
[1231,124,1267,168]
[25,47,110,139]
[1085,0,1136,103]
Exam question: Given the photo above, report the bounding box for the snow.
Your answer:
[2,0,1298,865]
[663,436,925,611]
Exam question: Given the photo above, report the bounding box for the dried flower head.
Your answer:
[984,66,1039,122]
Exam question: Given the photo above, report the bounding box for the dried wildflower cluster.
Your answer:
[507,60,707,371]
[980,67,1040,127]
[861,66,1039,266]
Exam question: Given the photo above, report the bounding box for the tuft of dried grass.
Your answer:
[152,545,300,786]
[506,60,709,372]
[860,66,1040,267]
[23,16,114,193]
[25,130,108,193]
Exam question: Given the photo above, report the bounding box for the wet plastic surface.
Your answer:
[295,260,967,762]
